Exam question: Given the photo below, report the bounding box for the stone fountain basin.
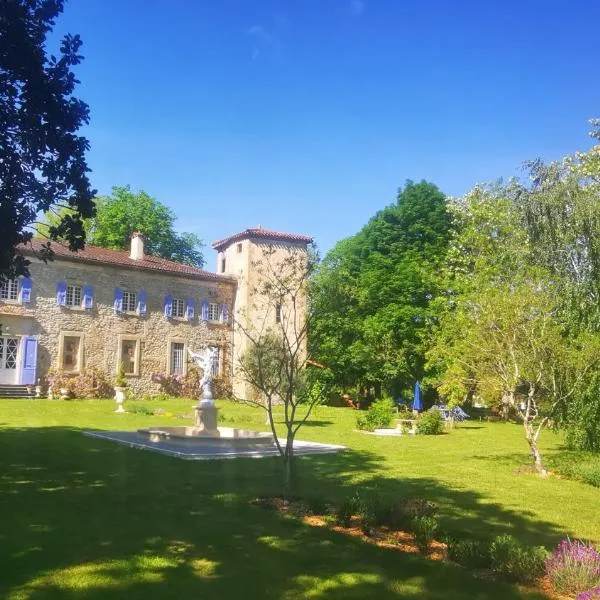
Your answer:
[137,426,275,447]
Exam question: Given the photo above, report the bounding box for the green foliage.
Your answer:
[547,452,600,488]
[446,538,492,569]
[127,403,155,416]
[115,362,127,388]
[489,534,548,584]
[1,0,95,279]
[356,397,396,431]
[40,186,205,267]
[46,367,112,399]
[411,515,439,551]
[335,495,355,528]
[416,409,445,435]
[310,180,451,396]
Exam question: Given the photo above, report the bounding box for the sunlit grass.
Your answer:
[1,397,595,598]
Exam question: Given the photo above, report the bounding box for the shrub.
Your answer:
[490,534,548,584]
[356,397,396,431]
[46,367,112,399]
[128,403,155,416]
[546,538,600,596]
[335,496,355,528]
[579,588,600,599]
[547,452,600,489]
[416,409,445,435]
[411,515,439,551]
[115,362,127,387]
[446,538,491,569]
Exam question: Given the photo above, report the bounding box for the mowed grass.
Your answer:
[0,399,598,599]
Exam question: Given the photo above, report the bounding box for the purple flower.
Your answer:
[548,538,600,596]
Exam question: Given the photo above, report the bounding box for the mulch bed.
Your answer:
[249,496,569,600]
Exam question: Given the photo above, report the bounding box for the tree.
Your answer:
[235,244,327,494]
[428,184,599,474]
[0,0,95,280]
[310,181,451,400]
[513,121,600,449]
[38,186,205,267]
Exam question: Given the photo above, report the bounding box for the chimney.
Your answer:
[130,232,145,260]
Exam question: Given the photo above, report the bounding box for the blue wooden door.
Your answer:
[20,336,38,385]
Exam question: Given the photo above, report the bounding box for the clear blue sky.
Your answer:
[52,0,600,263]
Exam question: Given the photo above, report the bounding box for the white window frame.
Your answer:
[0,279,19,302]
[117,335,141,376]
[122,291,137,313]
[65,284,83,308]
[172,298,185,319]
[211,346,221,377]
[58,331,84,373]
[168,340,186,375]
[208,302,220,322]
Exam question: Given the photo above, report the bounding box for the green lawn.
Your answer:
[0,398,597,599]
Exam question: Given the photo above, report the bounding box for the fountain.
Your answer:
[137,346,274,447]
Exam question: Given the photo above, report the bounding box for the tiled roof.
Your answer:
[212,228,313,251]
[19,238,234,282]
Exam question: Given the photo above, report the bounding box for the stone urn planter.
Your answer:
[114,361,128,413]
[114,386,127,413]
[59,387,70,400]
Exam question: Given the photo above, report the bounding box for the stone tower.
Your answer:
[212,228,313,400]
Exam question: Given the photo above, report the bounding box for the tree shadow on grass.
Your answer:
[0,426,553,599]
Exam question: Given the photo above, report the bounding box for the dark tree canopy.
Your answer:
[0,0,95,280]
[90,186,205,268]
[310,180,451,398]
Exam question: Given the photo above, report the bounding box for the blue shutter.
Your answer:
[220,303,229,323]
[20,336,38,385]
[114,288,124,313]
[137,291,147,315]
[83,285,94,309]
[164,294,173,317]
[186,298,195,321]
[201,299,209,321]
[56,281,67,306]
[20,278,32,303]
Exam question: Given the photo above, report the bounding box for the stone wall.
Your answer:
[0,257,236,396]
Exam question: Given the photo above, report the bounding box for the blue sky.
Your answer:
[52,0,600,263]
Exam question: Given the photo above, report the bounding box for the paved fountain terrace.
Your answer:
[87,347,345,459]
[83,429,346,460]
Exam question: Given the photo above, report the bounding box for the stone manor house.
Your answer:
[0,228,312,399]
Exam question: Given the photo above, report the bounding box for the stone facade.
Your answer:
[0,242,235,395]
[0,228,311,399]
[213,231,312,399]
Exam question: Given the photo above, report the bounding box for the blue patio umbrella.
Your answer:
[412,381,423,412]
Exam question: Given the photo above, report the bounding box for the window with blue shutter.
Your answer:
[186,298,195,321]
[219,303,229,323]
[137,291,147,315]
[56,281,67,306]
[164,294,173,318]
[114,288,124,313]
[200,299,209,321]
[20,278,32,303]
[83,285,94,309]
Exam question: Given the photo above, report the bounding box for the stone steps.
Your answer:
[0,385,36,399]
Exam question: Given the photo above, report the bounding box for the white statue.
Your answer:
[188,347,218,402]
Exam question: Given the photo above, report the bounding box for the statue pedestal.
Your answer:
[193,401,220,437]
